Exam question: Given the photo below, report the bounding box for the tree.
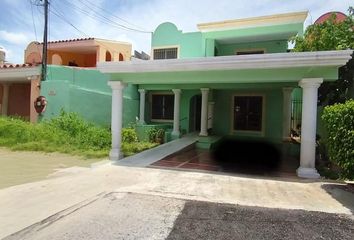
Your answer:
[292,7,354,105]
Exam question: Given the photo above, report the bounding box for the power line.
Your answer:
[78,0,148,32]
[54,0,151,33]
[29,0,38,41]
[50,5,127,56]
[50,6,89,37]
[38,2,136,64]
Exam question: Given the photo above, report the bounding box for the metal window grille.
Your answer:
[153,48,178,60]
[291,99,302,133]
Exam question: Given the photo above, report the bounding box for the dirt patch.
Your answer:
[0,147,103,189]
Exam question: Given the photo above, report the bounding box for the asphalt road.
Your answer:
[4,193,354,240]
[167,201,354,240]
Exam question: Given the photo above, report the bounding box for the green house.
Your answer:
[98,11,352,178]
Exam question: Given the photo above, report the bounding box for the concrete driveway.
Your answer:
[4,192,354,240]
[0,163,353,239]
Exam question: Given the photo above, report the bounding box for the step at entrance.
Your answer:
[196,136,222,149]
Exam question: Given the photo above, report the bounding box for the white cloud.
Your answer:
[105,0,352,54]
[0,30,31,45]
[2,0,353,63]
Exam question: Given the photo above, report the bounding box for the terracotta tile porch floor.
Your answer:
[150,147,299,178]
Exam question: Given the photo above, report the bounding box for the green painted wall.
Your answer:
[41,65,138,127]
[140,85,284,143]
[143,89,212,134]
[152,22,204,58]
[212,88,283,143]
[204,38,215,57]
[217,40,288,55]
[152,22,303,58]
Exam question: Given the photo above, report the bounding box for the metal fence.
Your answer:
[291,99,302,134]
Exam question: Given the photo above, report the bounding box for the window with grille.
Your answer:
[151,94,174,120]
[233,96,263,131]
[153,48,178,60]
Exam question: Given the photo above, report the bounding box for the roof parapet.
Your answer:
[197,11,308,32]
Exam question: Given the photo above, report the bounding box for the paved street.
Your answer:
[167,200,354,240]
[0,157,353,239]
[4,192,354,240]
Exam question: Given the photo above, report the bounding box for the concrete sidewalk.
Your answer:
[114,134,198,167]
[0,164,353,238]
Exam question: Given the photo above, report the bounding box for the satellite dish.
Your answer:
[314,11,347,24]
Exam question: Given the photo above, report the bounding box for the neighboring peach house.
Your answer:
[25,38,132,67]
[0,64,41,123]
[0,38,132,122]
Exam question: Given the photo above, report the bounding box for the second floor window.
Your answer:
[153,48,178,60]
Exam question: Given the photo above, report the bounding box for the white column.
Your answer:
[297,78,323,178]
[108,81,126,161]
[1,84,10,116]
[282,87,293,140]
[172,89,181,137]
[200,88,209,136]
[138,89,146,124]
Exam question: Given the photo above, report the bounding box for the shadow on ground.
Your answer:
[321,184,354,215]
[212,138,281,175]
[167,200,354,240]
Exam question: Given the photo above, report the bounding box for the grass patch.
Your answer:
[0,111,158,159]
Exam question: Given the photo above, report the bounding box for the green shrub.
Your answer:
[0,117,35,144]
[147,128,165,143]
[45,110,91,137]
[0,111,156,158]
[122,128,138,143]
[322,100,354,180]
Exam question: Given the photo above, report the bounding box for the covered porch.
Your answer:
[0,64,41,123]
[98,50,352,178]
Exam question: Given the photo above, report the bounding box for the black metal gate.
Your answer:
[291,99,302,134]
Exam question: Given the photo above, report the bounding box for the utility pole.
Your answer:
[41,0,49,82]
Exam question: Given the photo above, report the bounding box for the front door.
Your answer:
[233,96,263,132]
[189,95,202,132]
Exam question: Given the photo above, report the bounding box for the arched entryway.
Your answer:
[51,54,62,65]
[119,53,124,61]
[189,95,201,132]
[106,51,112,61]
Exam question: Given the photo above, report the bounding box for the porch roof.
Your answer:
[98,50,353,84]
[0,64,41,82]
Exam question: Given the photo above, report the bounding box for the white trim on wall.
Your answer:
[98,50,353,74]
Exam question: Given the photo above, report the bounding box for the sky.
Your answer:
[0,0,353,64]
